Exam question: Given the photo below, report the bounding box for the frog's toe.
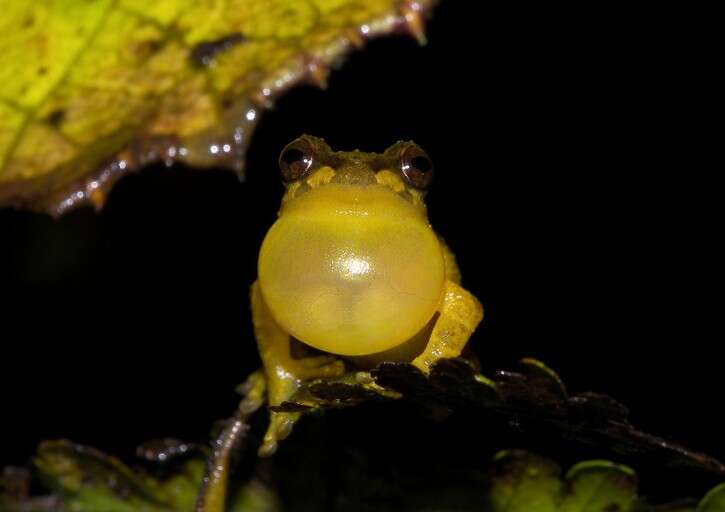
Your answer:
[293,356,345,380]
[240,395,265,415]
[258,411,299,457]
[237,370,267,414]
[258,439,278,457]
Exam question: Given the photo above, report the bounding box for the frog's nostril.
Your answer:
[330,166,376,185]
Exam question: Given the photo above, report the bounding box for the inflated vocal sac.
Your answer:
[258,185,445,356]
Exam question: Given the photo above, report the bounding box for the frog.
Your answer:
[250,135,483,456]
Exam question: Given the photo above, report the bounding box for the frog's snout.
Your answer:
[329,163,376,186]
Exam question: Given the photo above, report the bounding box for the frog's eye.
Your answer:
[399,144,434,190]
[279,138,315,182]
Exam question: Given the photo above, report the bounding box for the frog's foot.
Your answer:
[258,410,299,457]
[258,356,345,457]
[411,280,483,374]
[237,370,267,415]
[291,354,345,380]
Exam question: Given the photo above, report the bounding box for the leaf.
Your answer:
[0,439,279,512]
[6,444,723,512]
[0,0,436,216]
[488,451,562,512]
[274,357,725,480]
[4,363,725,511]
[699,483,725,512]
[489,451,638,512]
[560,460,637,512]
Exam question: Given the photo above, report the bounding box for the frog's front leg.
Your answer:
[412,280,483,373]
[250,281,345,456]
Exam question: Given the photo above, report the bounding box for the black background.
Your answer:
[0,1,720,503]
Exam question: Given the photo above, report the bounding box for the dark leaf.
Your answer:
[278,358,725,480]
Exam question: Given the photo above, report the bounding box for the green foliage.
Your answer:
[0,0,436,215]
[0,440,278,512]
[700,484,725,512]
[275,357,725,480]
[3,442,725,512]
[489,451,637,512]
[4,355,725,512]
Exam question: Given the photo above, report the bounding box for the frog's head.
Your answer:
[276,134,433,214]
[258,135,445,356]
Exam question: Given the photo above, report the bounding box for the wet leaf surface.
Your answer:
[0,0,436,216]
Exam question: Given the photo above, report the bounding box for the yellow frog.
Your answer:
[250,135,483,455]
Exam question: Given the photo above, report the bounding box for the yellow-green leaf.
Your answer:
[560,461,637,512]
[700,483,725,512]
[0,0,435,216]
[490,451,638,512]
[489,451,562,512]
[24,440,279,512]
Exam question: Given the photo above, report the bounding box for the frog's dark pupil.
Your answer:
[282,148,305,165]
[411,155,432,173]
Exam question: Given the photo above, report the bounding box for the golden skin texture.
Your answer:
[252,136,483,455]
